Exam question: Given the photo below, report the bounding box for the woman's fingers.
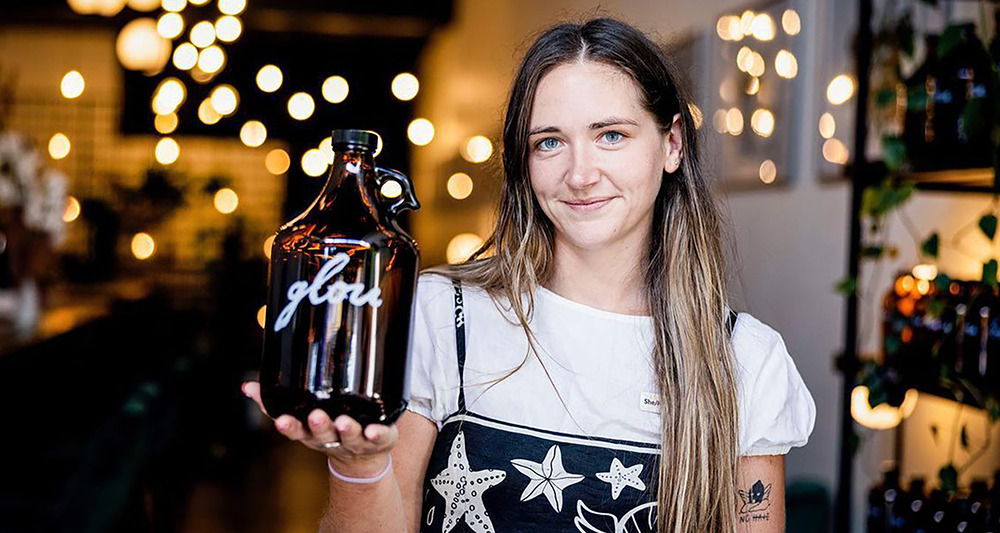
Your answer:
[275,414,310,441]
[241,381,269,418]
[306,409,339,448]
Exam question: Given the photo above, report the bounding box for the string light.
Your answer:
[265,148,290,175]
[190,20,216,48]
[380,180,402,199]
[750,13,775,41]
[240,120,267,147]
[151,77,186,115]
[851,386,918,429]
[827,75,855,105]
[210,84,238,115]
[301,148,328,177]
[63,196,81,223]
[198,98,222,124]
[218,0,245,16]
[256,65,282,92]
[155,137,180,165]
[716,15,743,41]
[759,160,777,184]
[170,43,195,71]
[116,18,171,72]
[775,50,798,79]
[321,76,349,104]
[213,187,238,214]
[407,118,434,146]
[215,15,241,42]
[446,233,484,264]
[48,133,71,160]
[745,76,760,95]
[823,138,849,164]
[154,112,178,134]
[819,113,836,139]
[447,173,474,200]
[288,92,315,120]
[60,71,85,99]
[725,108,744,135]
[462,136,492,163]
[161,0,185,12]
[782,9,801,35]
[197,44,225,74]
[391,73,419,101]
[131,232,155,260]
[750,108,775,138]
[156,12,184,39]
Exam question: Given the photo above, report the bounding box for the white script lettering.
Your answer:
[274,253,382,332]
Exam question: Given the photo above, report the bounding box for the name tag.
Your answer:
[639,392,661,414]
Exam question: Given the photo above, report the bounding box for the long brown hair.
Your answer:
[427,17,739,532]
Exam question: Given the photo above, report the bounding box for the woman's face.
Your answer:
[527,60,681,253]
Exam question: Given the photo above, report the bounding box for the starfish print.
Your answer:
[596,457,646,500]
[429,431,506,533]
[510,444,585,512]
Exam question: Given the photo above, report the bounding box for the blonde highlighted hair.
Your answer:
[427,17,740,532]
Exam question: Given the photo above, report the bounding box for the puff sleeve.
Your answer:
[734,313,817,456]
[404,274,451,431]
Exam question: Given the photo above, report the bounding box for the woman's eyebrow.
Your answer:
[528,117,639,137]
[589,117,639,129]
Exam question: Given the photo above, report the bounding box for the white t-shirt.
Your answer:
[406,272,816,456]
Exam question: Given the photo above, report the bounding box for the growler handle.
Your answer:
[375,166,420,219]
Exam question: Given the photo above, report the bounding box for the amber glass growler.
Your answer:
[260,129,420,427]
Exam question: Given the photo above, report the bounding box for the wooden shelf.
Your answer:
[909,168,998,194]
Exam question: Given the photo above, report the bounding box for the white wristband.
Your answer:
[328,455,393,484]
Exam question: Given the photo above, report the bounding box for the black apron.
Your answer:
[418,280,737,533]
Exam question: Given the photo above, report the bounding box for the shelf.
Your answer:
[909,168,999,194]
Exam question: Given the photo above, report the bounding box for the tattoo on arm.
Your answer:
[737,479,773,524]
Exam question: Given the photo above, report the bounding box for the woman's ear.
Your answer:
[663,113,684,174]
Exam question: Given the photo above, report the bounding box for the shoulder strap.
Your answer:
[451,279,468,412]
[726,309,738,338]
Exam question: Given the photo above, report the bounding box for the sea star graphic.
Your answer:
[510,444,585,512]
[429,431,506,533]
[596,457,646,500]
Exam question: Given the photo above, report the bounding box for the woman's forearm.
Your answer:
[319,472,412,533]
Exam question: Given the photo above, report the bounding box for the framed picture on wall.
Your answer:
[671,1,806,190]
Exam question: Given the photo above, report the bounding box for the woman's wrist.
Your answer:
[327,453,393,483]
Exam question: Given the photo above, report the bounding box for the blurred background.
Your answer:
[5,0,1000,532]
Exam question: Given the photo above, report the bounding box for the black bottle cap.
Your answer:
[332,129,380,153]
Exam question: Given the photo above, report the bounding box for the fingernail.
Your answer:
[335,423,348,432]
[277,420,289,430]
[241,383,249,397]
[310,418,323,427]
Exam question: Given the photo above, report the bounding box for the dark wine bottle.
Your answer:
[259,129,421,427]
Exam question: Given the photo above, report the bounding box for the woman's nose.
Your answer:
[566,146,601,189]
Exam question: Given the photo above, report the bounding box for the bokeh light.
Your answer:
[210,84,238,115]
[218,0,245,16]
[190,20,216,48]
[215,15,241,42]
[154,112,178,134]
[782,9,801,35]
[172,42,198,70]
[819,113,836,139]
[391,73,419,101]
[256,65,282,92]
[301,148,328,177]
[60,70,85,99]
[240,120,267,147]
[463,136,492,163]
[265,148,290,175]
[759,160,777,184]
[156,12,184,39]
[63,196,81,223]
[827,75,855,105]
[321,76,349,104]
[197,44,225,73]
[116,17,171,72]
[407,118,434,146]
[198,97,222,124]
[775,50,798,79]
[48,133,71,160]
[380,180,402,199]
[288,92,315,120]
[213,187,238,214]
[161,0,185,13]
[131,232,155,260]
[823,138,849,164]
[155,137,180,165]
[447,173,474,200]
[750,108,775,138]
[447,233,484,264]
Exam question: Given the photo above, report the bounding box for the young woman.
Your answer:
[244,17,815,533]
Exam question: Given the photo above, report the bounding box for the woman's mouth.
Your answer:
[563,197,614,212]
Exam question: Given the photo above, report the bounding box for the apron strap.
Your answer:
[451,278,468,412]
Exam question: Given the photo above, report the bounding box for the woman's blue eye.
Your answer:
[602,131,623,144]
[539,138,560,151]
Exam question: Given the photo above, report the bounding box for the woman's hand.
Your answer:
[242,380,398,477]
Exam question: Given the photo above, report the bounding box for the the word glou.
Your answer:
[274,253,383,332]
